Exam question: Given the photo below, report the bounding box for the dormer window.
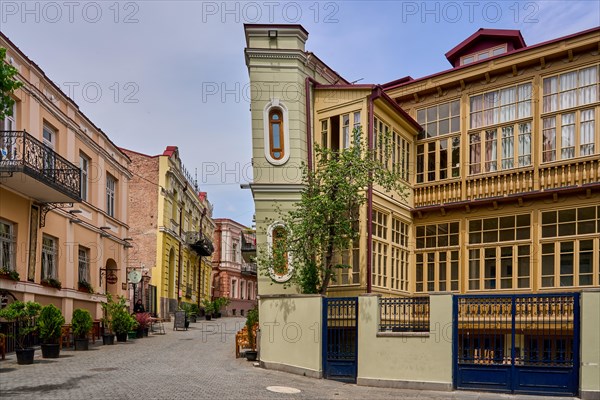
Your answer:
[460,45,507,66]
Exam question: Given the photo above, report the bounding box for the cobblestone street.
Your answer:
[0,318,578,400]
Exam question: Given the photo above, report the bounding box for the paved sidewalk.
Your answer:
[0,318,578,400]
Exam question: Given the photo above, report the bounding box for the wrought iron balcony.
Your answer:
[0,131,81,203]
[185,231,214,256]
[241,231,256,263]
[241,263,257,276]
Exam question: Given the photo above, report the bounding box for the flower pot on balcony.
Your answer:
[136,328,144,339]
[116,332,127,342]
[205,314,212,321]
[127,331,137,340]
[41,343,60,358]
[143,328,149,337]
[15,348,35,365]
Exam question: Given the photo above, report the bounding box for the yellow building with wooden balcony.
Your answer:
[123,146,215,318]
[244,24,600,298]
[0,32,132,320]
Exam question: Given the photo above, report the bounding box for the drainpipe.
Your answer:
[366,93,374,294]
[305,77,319,171]
[197,207,206,310]
[177,183,187,307]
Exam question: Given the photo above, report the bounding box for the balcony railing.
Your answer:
[414,180,462,207]
[0,130,81,202]
[241,263,257,275]
[466,168,535,201]
[539,157,599,191]
[414,156,600,208]
[185,231,214,256]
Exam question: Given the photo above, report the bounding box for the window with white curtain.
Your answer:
[580,109,595,155]
[561,113,576,159]
[78,246,90,283]
[42,235,57,279]
[518,123,532,167]
[485,130,497,172]
[501,126,515,170]
[543,118,557,162]
[543,107,596,162]
[542,65,598,162]
[470,122,531,174]
[470,83,532,129]
[469,83,533,175]
[543,65,599,112]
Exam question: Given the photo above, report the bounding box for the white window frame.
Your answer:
[0,219,16,271]
[106,174,116,217]
[42,235,58,279]
[231,278,238,299]
[263,99,290,165]
[80,152,90,201]
[78,246,90,283]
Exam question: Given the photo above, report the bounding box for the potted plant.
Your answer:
[37,304,65,358]
[189,303,200,323]
[78,280,94,294]
[245,306,259,361]
[41,277,62,289]
[112,309,135,342]
[72,309,93,351]
[134,312,151,338]
[0,301,41,364]
[127,320,139,340]
[100,293,119,345]
[201,299,214,320]
[179,302,197,324]
[213,297,230,318]
[0,266,19,281]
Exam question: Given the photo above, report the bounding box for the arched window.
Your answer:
[263,100,290,165]
[267,222,293,282]
[269,109,284,160]
[272,226,288,276]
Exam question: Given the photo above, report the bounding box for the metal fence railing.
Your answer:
[0,320,40,353]
[379,297,430,332]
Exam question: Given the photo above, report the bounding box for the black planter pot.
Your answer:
[15,348,35,365]
[143,328,149,337]
[41,343,60,358]
[214,312,221,319]
[116,332,127,342]
[102,334,115,345]
[245,350,258,361]
[184,320,190,329]
[136,329,144,339]
[74,338,89,351]
[205,314,212,321]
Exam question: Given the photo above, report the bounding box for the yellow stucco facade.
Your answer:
[1,33,131,320]
[123,147,214,318]
[245,24,600,299]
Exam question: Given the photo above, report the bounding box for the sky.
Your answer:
[1,1,599,227]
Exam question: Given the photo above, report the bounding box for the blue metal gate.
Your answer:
[454,293,579,396]
[322,297,358,383]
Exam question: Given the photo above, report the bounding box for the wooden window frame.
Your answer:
[0,219,16,271]
[269,108,284,160]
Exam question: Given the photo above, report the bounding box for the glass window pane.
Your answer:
[542,211,556,225]
[559,209,576,222]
